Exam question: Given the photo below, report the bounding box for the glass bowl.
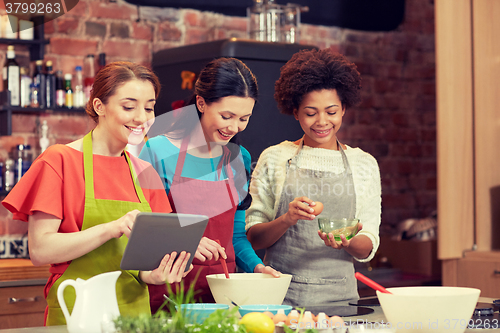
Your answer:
[317,218,359,241]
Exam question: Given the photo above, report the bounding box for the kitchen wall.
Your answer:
[0,0,436,235]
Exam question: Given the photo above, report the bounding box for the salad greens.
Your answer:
[113,281,320,333]
[113,281,246,333]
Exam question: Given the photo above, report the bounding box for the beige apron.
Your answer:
[265,138,358,306]
[46,132,152,325]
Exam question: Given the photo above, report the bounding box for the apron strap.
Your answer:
[173,137,237,209]
[219,146,236,207]
[83,132,95,200]
[173,136,190,181]
[83,131,148,204]
[290,136,349,173]
[216,146,235,180]
[175,137,235,181]
[124,151,148,204]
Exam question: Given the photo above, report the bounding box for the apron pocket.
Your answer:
[291,275,347,285]
[284,275,349,306]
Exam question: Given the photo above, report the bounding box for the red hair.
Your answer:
[85,61,161,123]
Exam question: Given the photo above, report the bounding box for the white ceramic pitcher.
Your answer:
[57,270,121,333]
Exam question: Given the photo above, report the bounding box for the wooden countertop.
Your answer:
[0,259,50,282]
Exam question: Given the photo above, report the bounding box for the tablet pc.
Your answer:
[120,213,208,271]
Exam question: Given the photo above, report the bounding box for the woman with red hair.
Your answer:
[2,62,192,326]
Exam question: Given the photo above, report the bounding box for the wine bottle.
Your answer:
[45,61,56,109]
[73,66,84,108]
[64,73,73,109]
[56,70,65,108]
[2,46,20,106]
[20,67,32,108]
[33,60,46,108]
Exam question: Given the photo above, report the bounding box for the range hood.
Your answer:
[124,0,405,31]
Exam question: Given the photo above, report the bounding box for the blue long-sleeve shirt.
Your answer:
[139,135,263,273]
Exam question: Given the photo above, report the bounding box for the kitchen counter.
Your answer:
[0,297,498,332]
[0,259,50,329]
[0,259,50,283]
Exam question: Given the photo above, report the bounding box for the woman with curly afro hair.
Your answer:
[245,49,382,305]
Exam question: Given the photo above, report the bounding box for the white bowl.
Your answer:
[377,286,480,333]
[206,273,292,306]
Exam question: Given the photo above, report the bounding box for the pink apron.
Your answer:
[149,137,239,312]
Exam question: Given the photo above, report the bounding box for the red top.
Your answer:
[2,144,171,295]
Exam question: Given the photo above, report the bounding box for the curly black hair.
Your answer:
[274,49,362,115]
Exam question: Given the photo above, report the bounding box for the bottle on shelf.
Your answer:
[33,60,46,109]
[15,144,32,183]
[40,120,50,153]
[30,82,39,108]
[45,60,56,109]
[0,161,3,192]
[64,73,73,109]
[2,45,21,106]
[98,53,106,73]
[55,70,65,108]
[4,158,15,192]
[15,144,24,184]
[83,54,95,104]
[20,67,32,108]
[73,66,84,108]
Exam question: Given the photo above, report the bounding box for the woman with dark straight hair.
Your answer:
[140,57,279,312]
[2,61,192,325]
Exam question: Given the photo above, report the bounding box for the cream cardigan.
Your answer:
[245,141,382,262]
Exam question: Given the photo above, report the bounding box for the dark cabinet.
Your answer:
[151,38,317,163]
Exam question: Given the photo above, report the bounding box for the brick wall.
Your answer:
[0,0,436,235]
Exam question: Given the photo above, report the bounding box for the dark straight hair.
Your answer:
[160,57,258,140]
[167,57,258,210]
[194,57,258,103]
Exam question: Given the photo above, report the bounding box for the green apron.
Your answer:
[46,132,152,325]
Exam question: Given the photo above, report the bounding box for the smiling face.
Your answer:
[197,95,255,145]
[294,89,345,150]
[95,79,156,148]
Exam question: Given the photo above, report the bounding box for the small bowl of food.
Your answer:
[238,304,293,317]
[177,303,229,324]
[318,218,359,241]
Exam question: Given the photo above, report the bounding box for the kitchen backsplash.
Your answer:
[0,234,29,258]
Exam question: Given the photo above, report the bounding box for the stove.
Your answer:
[469,301,500,330]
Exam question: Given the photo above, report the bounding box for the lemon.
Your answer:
[239,312,275,333]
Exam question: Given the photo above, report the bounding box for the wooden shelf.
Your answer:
[0,16,48,61]
[0,91,86,136]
